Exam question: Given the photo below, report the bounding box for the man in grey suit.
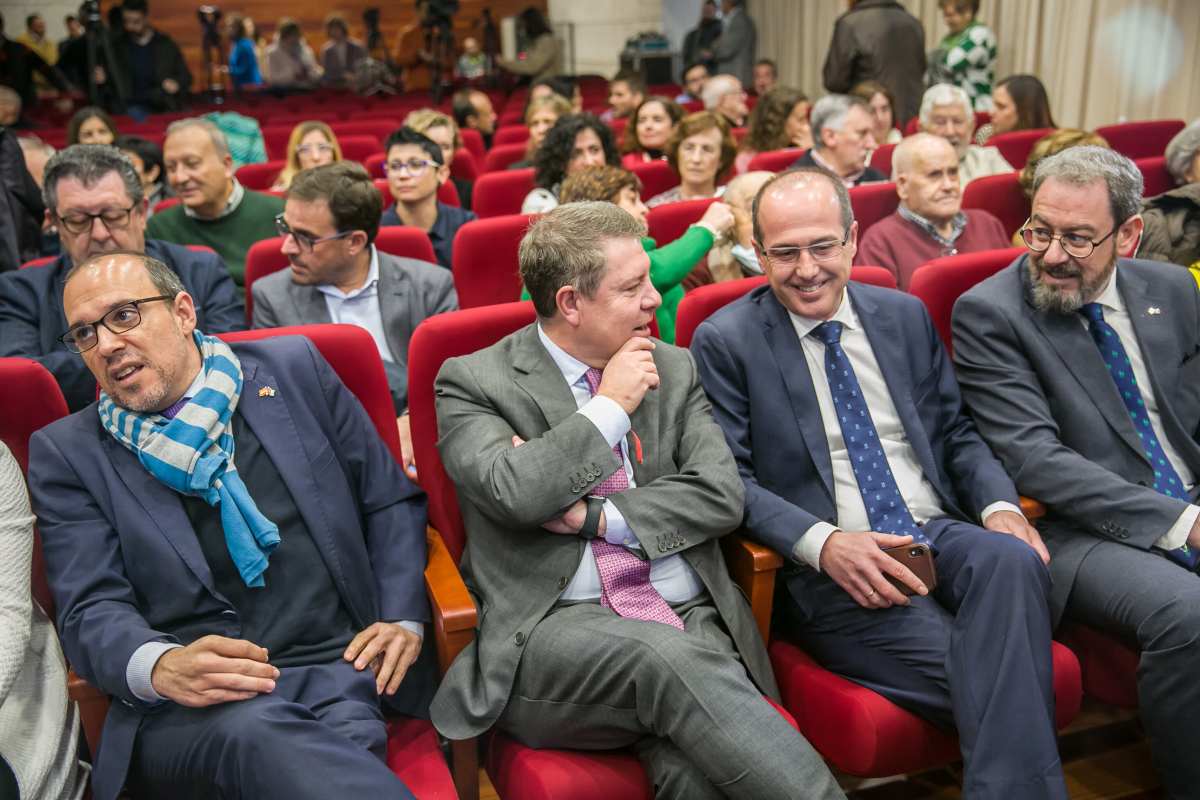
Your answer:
[707,0,757,87]
[430,202,843,799]
[252,162,457,478]
[953,146,1200,798]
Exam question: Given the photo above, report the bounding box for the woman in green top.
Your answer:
[522,165,734,343]
[929,0,997,113]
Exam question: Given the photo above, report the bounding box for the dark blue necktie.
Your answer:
[809,321,932,547]
[1080,302,1198,569]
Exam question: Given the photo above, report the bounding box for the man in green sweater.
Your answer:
[149,118,283,288]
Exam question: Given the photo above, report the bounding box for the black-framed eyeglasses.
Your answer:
[55,205,137,235]
[759,237,850,267]
[274,214,354,252]
[384,158,438,176]
[60,295,174,354]
[1020,219,1120,259]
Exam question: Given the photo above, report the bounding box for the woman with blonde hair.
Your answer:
[736,86,810,173]
[272,121,342,190]
[403,107,475,209]
[647,111,737,208]
[513,93,572,170]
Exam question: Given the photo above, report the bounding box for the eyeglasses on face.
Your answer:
[384,158,438,176]
[55,205,137,235]
[297,143,335,157]
[274,214,354,252]
[60,295,174,354]
[760,237,850,267]
[1020,220,1119,260]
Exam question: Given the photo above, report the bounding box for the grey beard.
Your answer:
[1026,256,1114,315]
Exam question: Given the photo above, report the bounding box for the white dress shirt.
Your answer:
[317,247,396,364]
[537,326,705,603]
[788,292,1021,569]
[1082,273,1197,549]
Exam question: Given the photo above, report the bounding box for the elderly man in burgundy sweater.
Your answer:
[855,133,1009,289]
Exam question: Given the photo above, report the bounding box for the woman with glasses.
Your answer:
[647,111,736,209]
[403,108,474,210]
[272,121,343,191]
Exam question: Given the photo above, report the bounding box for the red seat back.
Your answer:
[961,171,1029,238]
[450,148,479,183]
[628,160,680,201]
[908,247,1025,354]
[20,256,56,270]
[408,302,538,560]
[608,117,628,142]
[472,168,536,218]
[459,128,486,165]
[260,124,295,160]
[986,128,1053,169]
[338,135,383,164]
[235,160,284,190]
[1136,156,1175,198]
[331,120,399,143]
[745,148,804,173]
[375,226,438,264]
[849,182,900,235]
[870,144,896,177]
[154,197,182,214]
[1095,119,1185,161]
[451,214,535,309]
[482,143,530,174]
[243,237,289,323]
[646,198,718,249]
[493,126,530,147]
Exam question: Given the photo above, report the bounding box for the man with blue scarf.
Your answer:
[27,250,431,800]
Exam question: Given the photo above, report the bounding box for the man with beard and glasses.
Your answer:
[952,145,1200,798]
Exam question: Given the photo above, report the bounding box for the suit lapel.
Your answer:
[294,283,333,325]
[1121,268,1176,403]
[511,326,583,431]
[376,253,411,362]
[760,292,835,502]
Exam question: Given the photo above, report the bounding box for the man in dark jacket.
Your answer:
[0,144,243,410]
[0,126,46,271]
[823,0,926,127]
[107,0,191,113]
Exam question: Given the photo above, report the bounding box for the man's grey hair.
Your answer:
[810,94,867,151]
[1164,118,1200,186]
[919,83,972,128]
[519,201,646,318]
[65,250,185,298]
[1033,145,1144,225]
[42,144,143,213]
[752,167,854,245]
[701,74,742,111]
[165,117,231,159]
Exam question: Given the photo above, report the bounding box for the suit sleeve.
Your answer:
[191,252,245,333]
[250,280,281,329]
[27,431,176,707]
[306,339,429,623]
[822,20,857,93]
[711,15,751,63]
[952,289,1186,548]
[0,273,96,411]
[691,319,824,558]
[425,269,459,315]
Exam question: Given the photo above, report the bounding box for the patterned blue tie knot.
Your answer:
[1079,303,1105,325]
[810,320,844,346]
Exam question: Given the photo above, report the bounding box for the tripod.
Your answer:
[81,13,126,112]
[423,15,455,105]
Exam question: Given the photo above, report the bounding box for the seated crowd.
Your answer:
[4,12,1200,799]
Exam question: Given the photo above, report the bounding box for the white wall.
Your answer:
[548,0,664,77]
[4,3,79,48]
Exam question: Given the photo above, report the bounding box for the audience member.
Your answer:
[0,144,243,409]
[692,165,1065,800]
[752,58,777,96]
[701,73,749,128]
[320,13,367,89]
[110,0,191,113]
[254,161,457,475]
[851,80,902,145]
[855,133,1009,288]
[677,61,710,105]
[704,169,773,282]
[0,441,89,800]
[929,0,996,112]
[708,0,757,87]
[116,134,171,212]
[29,248,432,800]
[952,145,1200,800]
[496,8,561,82]
[0,12,72,110]
[1140,118,1200,274]
[528,75,581,113]
[226,14,263,90]
[18,135,55,188]
[14,13,58,91]
[58,14,84,58]
[791,94,886,187]
[601,69,645,124]
[620,95,683,166]
[976,74,1056,143]
[149,118,284,287]
[431,200,845,800]
[404,108,474,209]
[272,121,342,191]
[0,87,22,128]
[737,86,811,173]
[513,94,572,170]
[682,0,721,73]
[266,18,322,91]
[452,88,497,149]
[920,83,1011,186]
[523,113,618,214]
[379,127,475,270]
[647,110,735,208]
[456,37,487,82]
[823,0,925,126]
[244,17,269,81]
[551,165,733,342]
[0,127,45,271]
[67,106,118,146]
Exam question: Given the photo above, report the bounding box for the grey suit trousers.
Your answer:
[498,598,844,800]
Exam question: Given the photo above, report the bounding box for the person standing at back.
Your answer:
[823,0,926,128]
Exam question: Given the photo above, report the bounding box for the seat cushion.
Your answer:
[385,717,458,799]
[1058,623,1139,709]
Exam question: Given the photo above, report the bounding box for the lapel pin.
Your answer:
[258,386,277,398]
[1148,307,1162,315]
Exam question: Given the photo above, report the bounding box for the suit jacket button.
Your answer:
[557,576,568,589]
[514,632,526,646]
[1118,532,1129,539]
[221,609,237,617]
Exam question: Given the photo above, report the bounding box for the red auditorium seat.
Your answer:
[472,168,536,218]
[482,143,530,173]
[498,109,525,128]
[986,128,1053,169]
[1136,156,1175,197]
[1095,119,1186,161]
[451,214,534,308]
[235,160,284,190]
[338,135,383,163]
[154,197,181,214]
[745,148,804,173]
[451,148,480,183]
[646,197,718,249]
[1058,624,1139,709]
[493,126,531,147]
[732,126,749,146]
[608,117,628,142]
[868,144,894,178]
[365,153,387,178]
[260,125,296,160]
[961,171,1029,238]
[849,181,900,234]
[19,256,56,270]
[331,120,400,143]
[907,247,1025,354]
[628,159,680,201]
[459,128,486,165]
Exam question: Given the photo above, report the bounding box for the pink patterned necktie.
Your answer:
[583,367,684,629]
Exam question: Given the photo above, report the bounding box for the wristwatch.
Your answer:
[578,495,606,540]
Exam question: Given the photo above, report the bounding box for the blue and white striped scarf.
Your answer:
[98,331,280,587]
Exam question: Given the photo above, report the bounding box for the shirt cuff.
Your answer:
[980,501,1024,524]
[1158,504,1199,551]
[394,620,425,639]
[795,522,839,571]
[577,395,631,449]
[602,500,639,548]
[127,641,184,703]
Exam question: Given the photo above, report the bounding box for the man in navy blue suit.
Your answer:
[691,167,1067,799]
[27,251,430,800]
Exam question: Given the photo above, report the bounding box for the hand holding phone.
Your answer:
[882,543,937,596]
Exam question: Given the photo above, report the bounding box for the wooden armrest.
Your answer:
[425,527,477,676]
[1020,496,1046,520]
[721,534,783,644]
[68,669,109,756]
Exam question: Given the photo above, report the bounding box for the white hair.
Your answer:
[165,117,231,159]
[919,83,972,128]
[810,94,866,150]
[1165,118,1200,186]
[701,74,742,111]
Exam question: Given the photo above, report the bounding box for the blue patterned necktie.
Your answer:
[1079,302,1198,569]
[809,321,931,547]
